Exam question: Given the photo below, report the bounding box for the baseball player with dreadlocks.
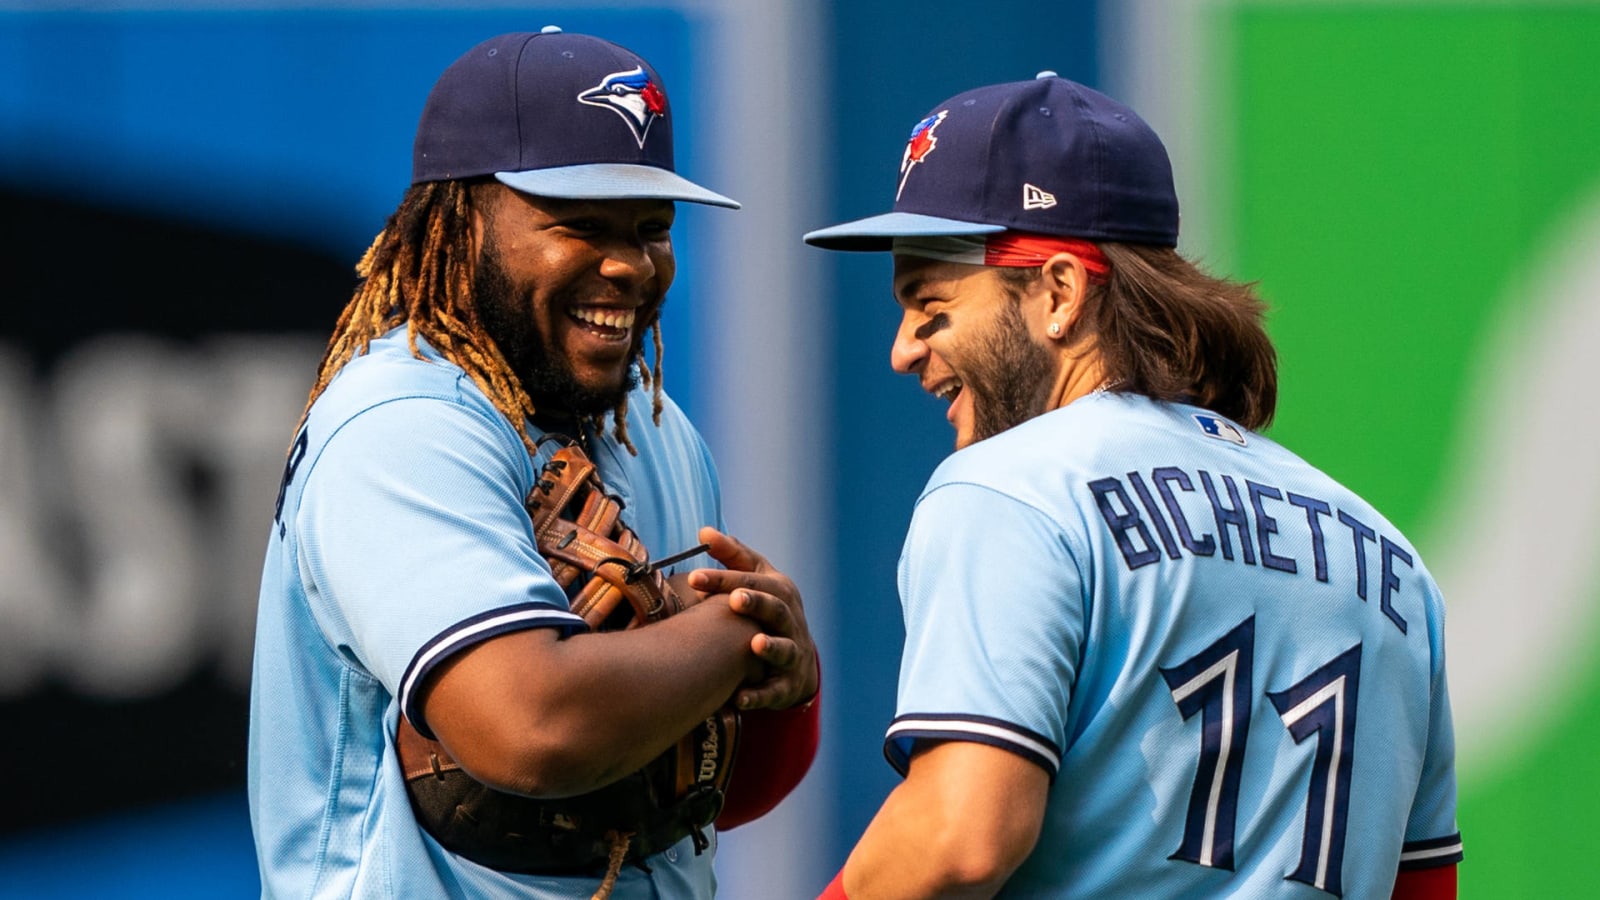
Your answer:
[804,74,1461,899]
[248,29,818,899]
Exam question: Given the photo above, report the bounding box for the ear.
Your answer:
[1041,251,1089,341]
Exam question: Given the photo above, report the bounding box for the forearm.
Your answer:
[840,784,1008,899]
[423,599,761,797]
[835,743,1043,899]
[539,603,761,777]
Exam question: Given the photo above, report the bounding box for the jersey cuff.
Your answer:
[399,603,587,738]
[1399,833,1464,869]
[884,713,1061,779]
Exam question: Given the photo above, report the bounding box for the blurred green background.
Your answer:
[1205,4,1600,895]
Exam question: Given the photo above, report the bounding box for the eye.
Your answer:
[913,311,951,342]
[560,218,605,235]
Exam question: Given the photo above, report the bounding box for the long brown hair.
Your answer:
[1005,243,1278,429]
[294,180,665,455]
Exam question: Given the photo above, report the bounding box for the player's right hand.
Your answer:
[689,526,820,711]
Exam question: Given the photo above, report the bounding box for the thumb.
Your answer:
[698,526,768,573]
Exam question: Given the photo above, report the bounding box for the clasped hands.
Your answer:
[675,526,819,712]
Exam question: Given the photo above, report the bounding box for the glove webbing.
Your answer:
[528,444,683,626]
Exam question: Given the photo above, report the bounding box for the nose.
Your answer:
[890,310,928,375]
[598,236,657,287]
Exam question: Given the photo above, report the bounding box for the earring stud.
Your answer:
[1048,322,1062,336]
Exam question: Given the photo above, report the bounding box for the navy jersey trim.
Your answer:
[398,604,588,738]
[883,713,1061,779]
[1399,833,1464,869]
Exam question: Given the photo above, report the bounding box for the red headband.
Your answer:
[983,232,1110,281]
[891,232,1111,282]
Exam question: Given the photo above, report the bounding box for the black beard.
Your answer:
[471,242,643,417]
[964,298,1056,445]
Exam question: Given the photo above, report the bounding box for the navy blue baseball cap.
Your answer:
[412,27,739,209]
[804,72,1176,249]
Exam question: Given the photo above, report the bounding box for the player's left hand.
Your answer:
[689,526,819,711]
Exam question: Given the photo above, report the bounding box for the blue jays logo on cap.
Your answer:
[578,66,667,148]
[1194,414,1248,446]
[897,110,948,200]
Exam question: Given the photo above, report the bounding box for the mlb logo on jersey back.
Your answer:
[1193,414,1247,446]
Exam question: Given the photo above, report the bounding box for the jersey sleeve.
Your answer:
[1400,584,1464,869]
[885,480,1086,779]
[296,394,584,738]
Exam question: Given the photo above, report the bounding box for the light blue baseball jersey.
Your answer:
[888,392,1461,898]
[248,329,726,899]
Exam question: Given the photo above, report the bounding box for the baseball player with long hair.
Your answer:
[248,28,818,899]
[804,73,1461,898]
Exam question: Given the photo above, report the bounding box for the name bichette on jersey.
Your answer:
[1088,466,1414,635]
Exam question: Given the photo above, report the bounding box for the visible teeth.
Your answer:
[933,381,962,402]
[572,308,636,330]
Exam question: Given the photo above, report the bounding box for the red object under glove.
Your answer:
[716,667,821,829]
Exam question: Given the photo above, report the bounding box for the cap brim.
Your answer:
[496,164,740,209]
[802,212,1005,250]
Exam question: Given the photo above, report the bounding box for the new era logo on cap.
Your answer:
[1023,183,1057,210]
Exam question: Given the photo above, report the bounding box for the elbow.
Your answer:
[925,814,1039,892]
[936,848,1030,894]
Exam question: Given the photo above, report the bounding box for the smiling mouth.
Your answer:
[570,306,636,340]
[930,379,963,404]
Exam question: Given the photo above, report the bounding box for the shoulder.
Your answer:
[923,393,1176,496]
[308,331,513,444]
[315,332,485,414]
[295,332,532,498]
[915,392,1342,534]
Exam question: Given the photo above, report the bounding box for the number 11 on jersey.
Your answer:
[1162,616,1363,896]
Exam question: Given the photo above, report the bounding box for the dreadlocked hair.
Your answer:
[293,180,668,457]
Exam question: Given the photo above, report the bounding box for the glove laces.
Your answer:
[591,830,633,900]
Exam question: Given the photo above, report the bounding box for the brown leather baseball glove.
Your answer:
[396,435,739,897]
